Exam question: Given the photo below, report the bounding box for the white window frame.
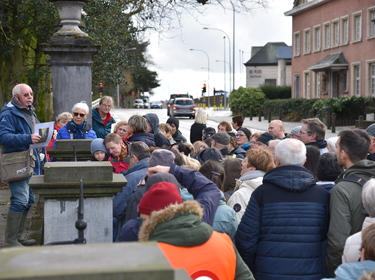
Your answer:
[351,62,361,96]
[332,19,340,48]
[352,11,362,43]
[313,25,321,52]
[313,72,321,98]
[367,6,375,40]
[304,70,311,99]
[366,59,375,96]
[340,16,349,45]
[323,21,331,50]
[294,31,301,57]
[304,28,311,54]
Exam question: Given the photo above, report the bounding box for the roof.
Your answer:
[308,52,348,71]
[244,42,291,67]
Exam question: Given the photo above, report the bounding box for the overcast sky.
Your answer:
[146,1,294,101]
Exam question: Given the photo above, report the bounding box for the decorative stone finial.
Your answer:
[50,0,89,37]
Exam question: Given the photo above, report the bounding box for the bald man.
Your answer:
[268,120,287,139]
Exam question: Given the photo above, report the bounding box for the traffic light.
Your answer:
[99,83,104,97]
[213,88,216,95]
[202,84,206,96]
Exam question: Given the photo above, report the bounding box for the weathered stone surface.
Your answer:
[0,243,190,279]
[44,161,113,182]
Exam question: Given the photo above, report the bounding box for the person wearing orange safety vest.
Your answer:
[137,181,254,280]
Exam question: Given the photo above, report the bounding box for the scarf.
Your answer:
[113,141,128,162]
[69,120,88,139]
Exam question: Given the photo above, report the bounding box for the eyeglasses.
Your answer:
[73,112,86,118]
[22,92,34,97]
[299,130,312,135]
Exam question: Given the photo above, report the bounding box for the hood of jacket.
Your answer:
[236,173,264,191]
[121,157,149,176]
[128,132,155,146]
[139,200,212,247]
[329,261,375,280]
[338,159,375,181]
[262,164,317,192]
[143,113,159,134]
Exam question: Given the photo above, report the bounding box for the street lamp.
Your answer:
[203,27,232,94]
[190,48,210,107]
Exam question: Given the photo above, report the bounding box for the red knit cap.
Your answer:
[138,182,182,215]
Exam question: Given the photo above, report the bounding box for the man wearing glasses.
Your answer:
[0,83,43,247]
[298,118,328,154]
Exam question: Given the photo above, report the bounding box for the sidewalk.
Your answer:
[0,183,42,248]
[206,107,355,139]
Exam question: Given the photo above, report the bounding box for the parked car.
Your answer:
[133,99,144,108]
[168,98,196,119]
[151,101,163,109]
[167,99,174,116]
[143,99,150,109]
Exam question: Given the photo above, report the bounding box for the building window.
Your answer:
[294,74,300,98]
[332,20,339,47]
[367,7,375,39]
[304,28,311,54]
[352,63,361,96]
[323,22,331,49]
[294,31,300,56]
[367,60,375,96]
[315,72,321,98]
[313,25,321,52]
[352,12,362,43]
[265,79,276,86]
[340,16,349,45]
[304,71,310,99]
[371,64,375,96]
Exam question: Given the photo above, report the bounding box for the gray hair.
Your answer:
[128,115,148,133]
[129,141,151,161]
[274,138,306,166]
[195,108,208,124]
[363,178,375,217]
[72,101,89,115]
[327,136,339,153]
[56,112,73,122]
[12,84,32,97]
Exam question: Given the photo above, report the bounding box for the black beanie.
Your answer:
[167,117,179,130]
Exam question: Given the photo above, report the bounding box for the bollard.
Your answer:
[359,115,364,128]
[258,108,262,122]
[279,109,283,121]
[268,108,272,123]
[249,107,253,121]
[309,110,314,118]
[242,107,245,118]
[326,112,331,129]
[331,113,336,133]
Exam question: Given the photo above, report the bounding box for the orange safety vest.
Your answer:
[158,231,236,280]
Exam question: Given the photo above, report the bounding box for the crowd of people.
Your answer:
[1,83,375,279]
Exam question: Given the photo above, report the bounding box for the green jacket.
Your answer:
[139,200,254,280]
[327,159,375,272]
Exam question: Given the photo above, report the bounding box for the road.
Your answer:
[111,108,236,143]
[111,107,352,143]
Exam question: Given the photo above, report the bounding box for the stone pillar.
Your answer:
[42,0,99,121]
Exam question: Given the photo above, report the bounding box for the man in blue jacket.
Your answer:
[0,83,43,247]
[235,138,330,280]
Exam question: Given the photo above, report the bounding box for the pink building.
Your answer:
[285,0,375,98]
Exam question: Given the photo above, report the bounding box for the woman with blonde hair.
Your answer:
[190,108,208,144]
[92,96,116,138]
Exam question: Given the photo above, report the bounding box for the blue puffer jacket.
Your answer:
[0,101,43,175]
[113,157,149,232]
[53,120,97,146]
[128,132,155,147]
[235,164,330,280]
[92,108,115,138]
